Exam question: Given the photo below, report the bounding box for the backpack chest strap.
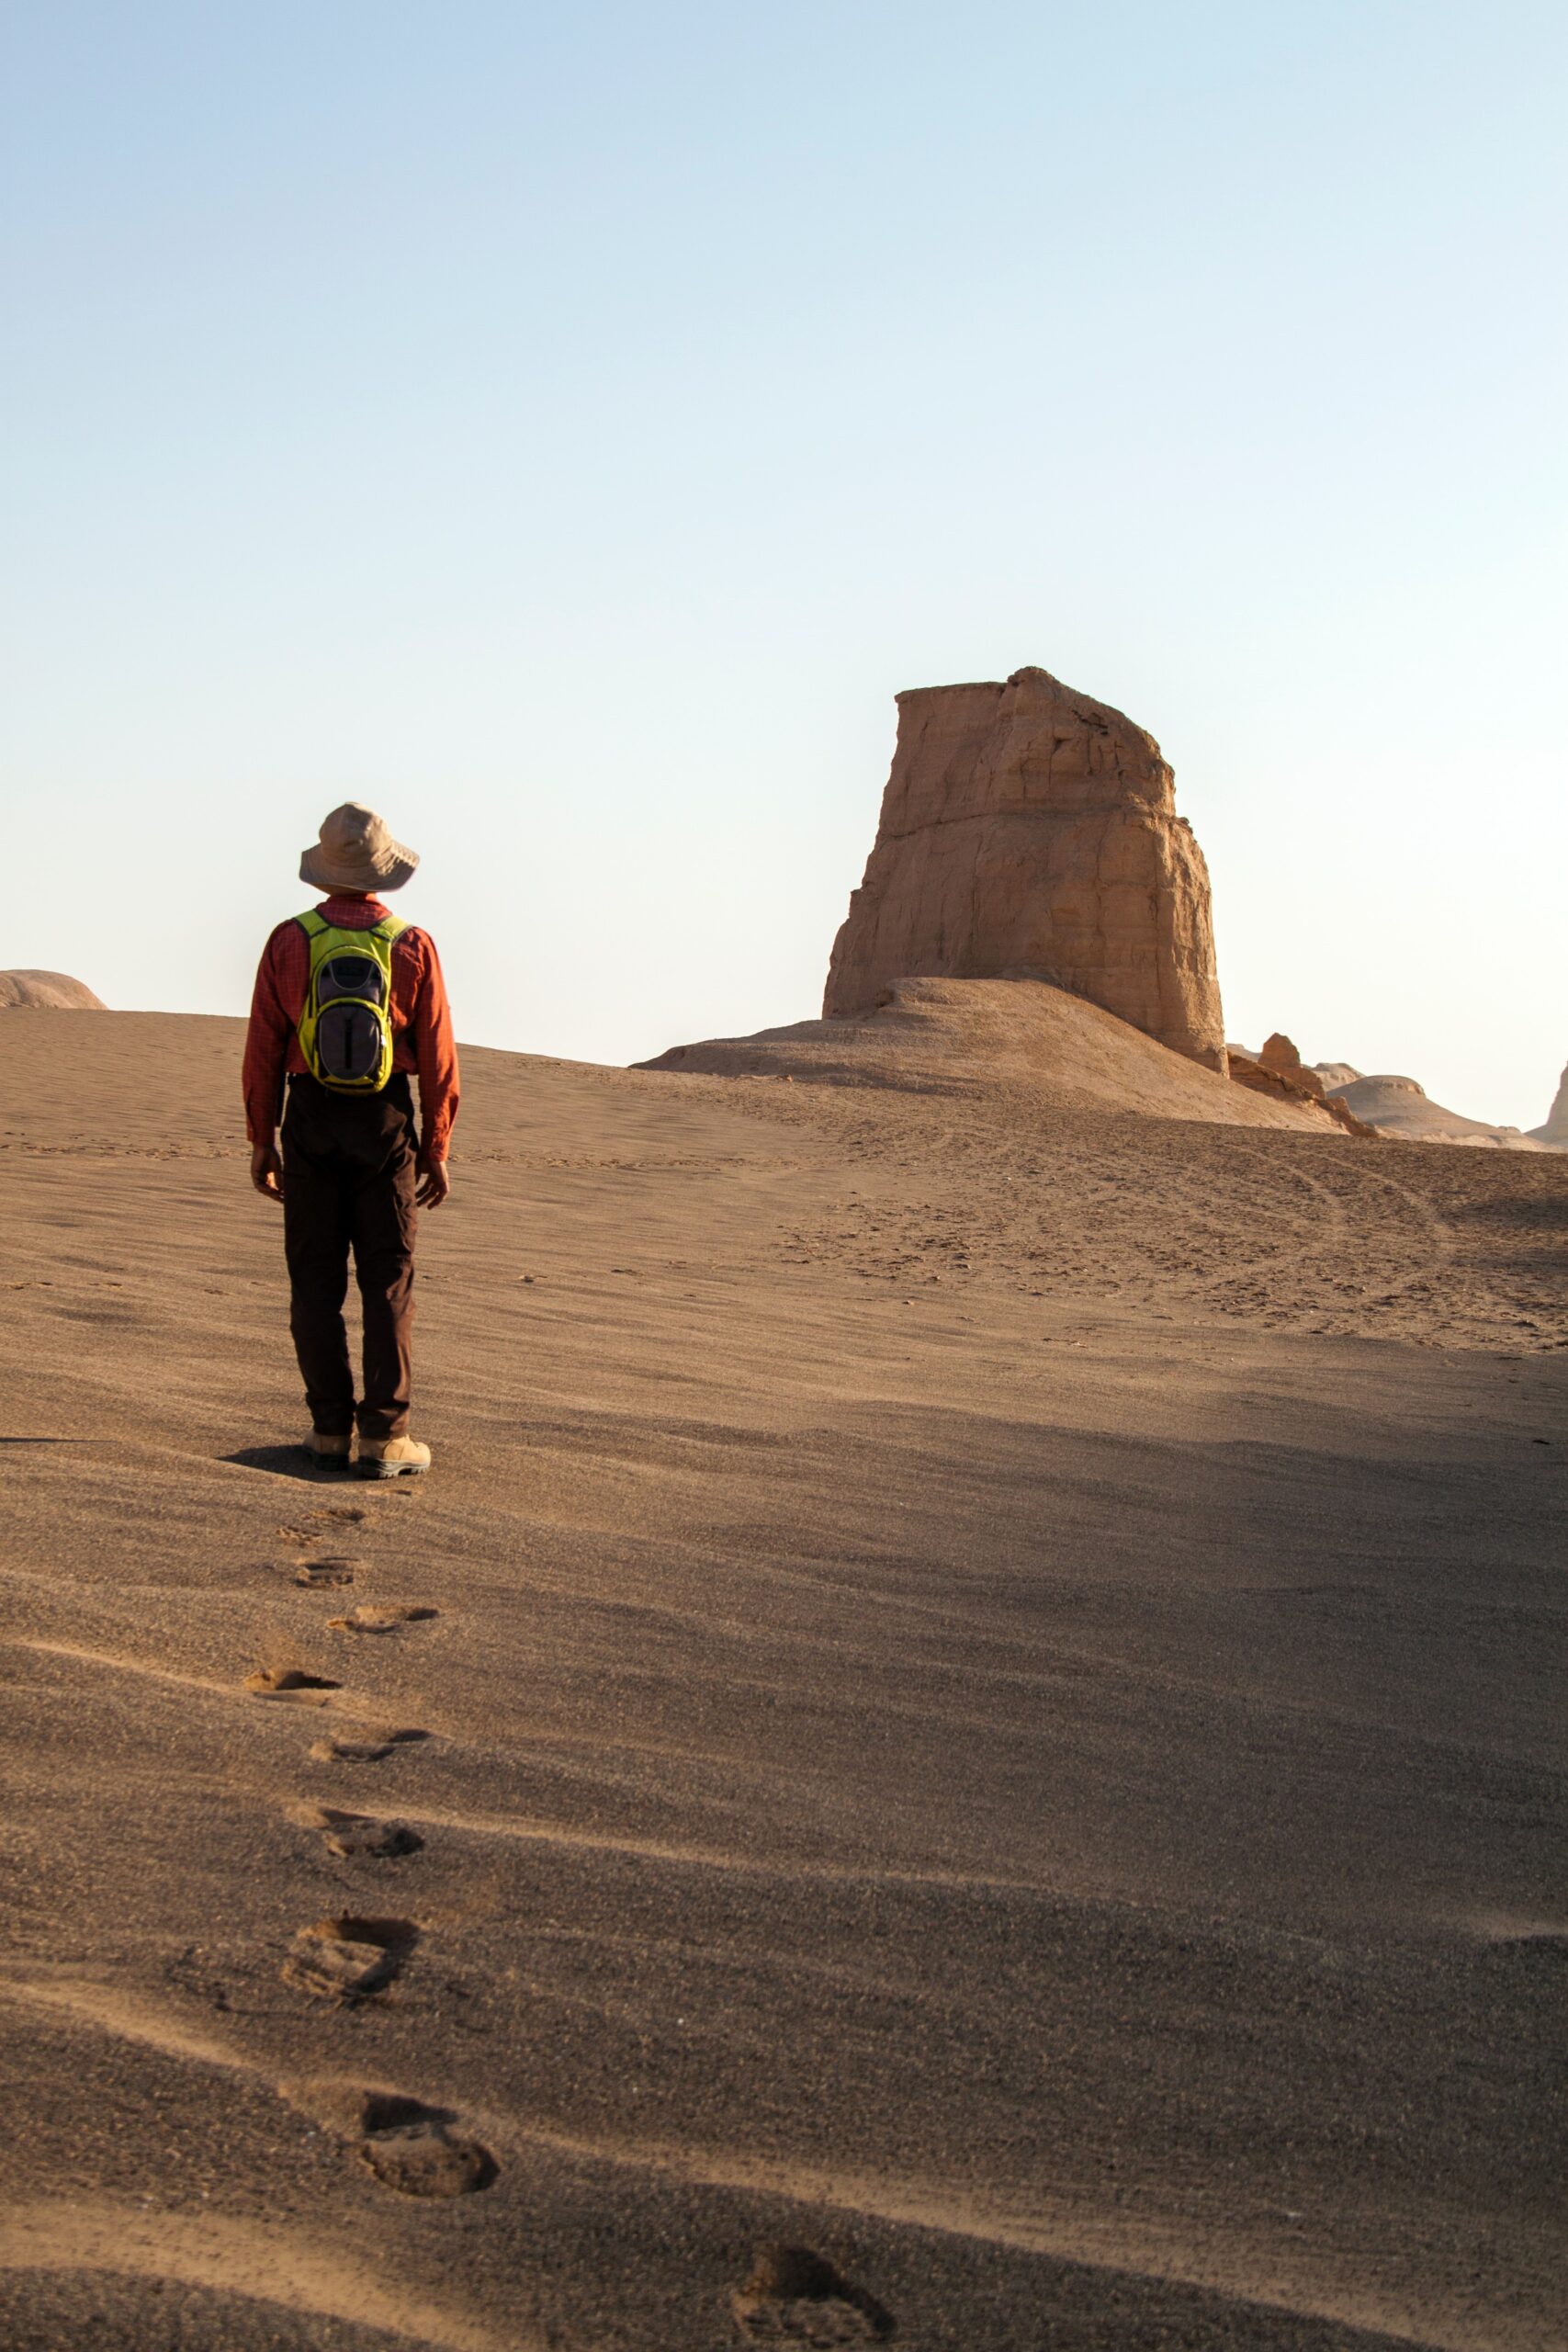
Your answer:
[295,909,408,945]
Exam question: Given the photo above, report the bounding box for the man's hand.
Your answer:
[251,1142,284,1203]
[416,1150,451,1209]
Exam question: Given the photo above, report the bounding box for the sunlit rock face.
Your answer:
[823,666,1227,1071]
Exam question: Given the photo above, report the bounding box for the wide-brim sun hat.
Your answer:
[300,802,420,894]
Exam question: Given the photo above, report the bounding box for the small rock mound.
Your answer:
[0,970,106,1010]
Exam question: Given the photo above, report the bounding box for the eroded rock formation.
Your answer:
[823,666,1227,1069]
[1228,1032,1373,1136]
[1228,1032,1323,1103]
[0,970,106,1010]
[1529,1066,1568,1147]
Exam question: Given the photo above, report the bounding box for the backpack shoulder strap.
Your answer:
[375,915,409,944]
[296,909,328,939]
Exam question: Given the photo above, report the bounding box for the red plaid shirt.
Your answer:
[243,895,459,1157]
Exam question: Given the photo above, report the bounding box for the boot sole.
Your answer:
[355,1458,431,1479]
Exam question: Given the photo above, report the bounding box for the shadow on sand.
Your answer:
[221,1444,355,1483]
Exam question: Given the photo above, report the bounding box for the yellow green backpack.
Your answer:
[294,910,407,1093]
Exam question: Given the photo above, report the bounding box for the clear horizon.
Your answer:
[3,2,1563,1129]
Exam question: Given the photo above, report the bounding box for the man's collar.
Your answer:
[318,892,389,916]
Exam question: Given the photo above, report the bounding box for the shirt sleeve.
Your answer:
[242,925,296,1147]
[411,932,460,1157]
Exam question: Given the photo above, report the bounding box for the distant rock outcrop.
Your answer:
[0,970,106,1010]
[1260,1033,1315,1084]
[1327,1074,1547,1150]
[1529,1066,1568,1148]
[1227,1032,1373,1136]
[823,667,1228,1071]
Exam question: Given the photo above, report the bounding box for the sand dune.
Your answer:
[0,968,107,1011]
[2,1011,1565,2350]
[640,976,1337,1129]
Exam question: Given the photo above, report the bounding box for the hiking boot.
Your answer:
[304,1430,353,1470]
[357,1435,432,1480]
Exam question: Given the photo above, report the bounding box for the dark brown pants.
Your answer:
[281,1074,417,1441]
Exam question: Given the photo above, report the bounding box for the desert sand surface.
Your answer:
[2,1008,1566,2352]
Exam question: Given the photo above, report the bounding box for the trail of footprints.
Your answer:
[241,1494,895,2331]
[267,1505,434,1778]
[245,1497,494,2200]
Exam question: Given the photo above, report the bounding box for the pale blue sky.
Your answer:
[3,2,1563,1127]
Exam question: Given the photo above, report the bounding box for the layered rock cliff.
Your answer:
[823,666,1227,1070]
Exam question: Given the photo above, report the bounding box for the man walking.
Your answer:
[243,803,458,1476]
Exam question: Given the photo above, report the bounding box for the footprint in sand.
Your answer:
[293,1803,423,1859]
[1483,1929,1568,1970]
[277,1506,370,1558]
[244,1664,342,1703]
[281,1914,417,2001]
[310,1725,430,1764]
[355,2093,497,2198]
[293,1556,362,1589]
[731,2247,894,2345]
[283,2080,496,2198]
[327,1602,438,1634]
[280,1506,369,1536]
